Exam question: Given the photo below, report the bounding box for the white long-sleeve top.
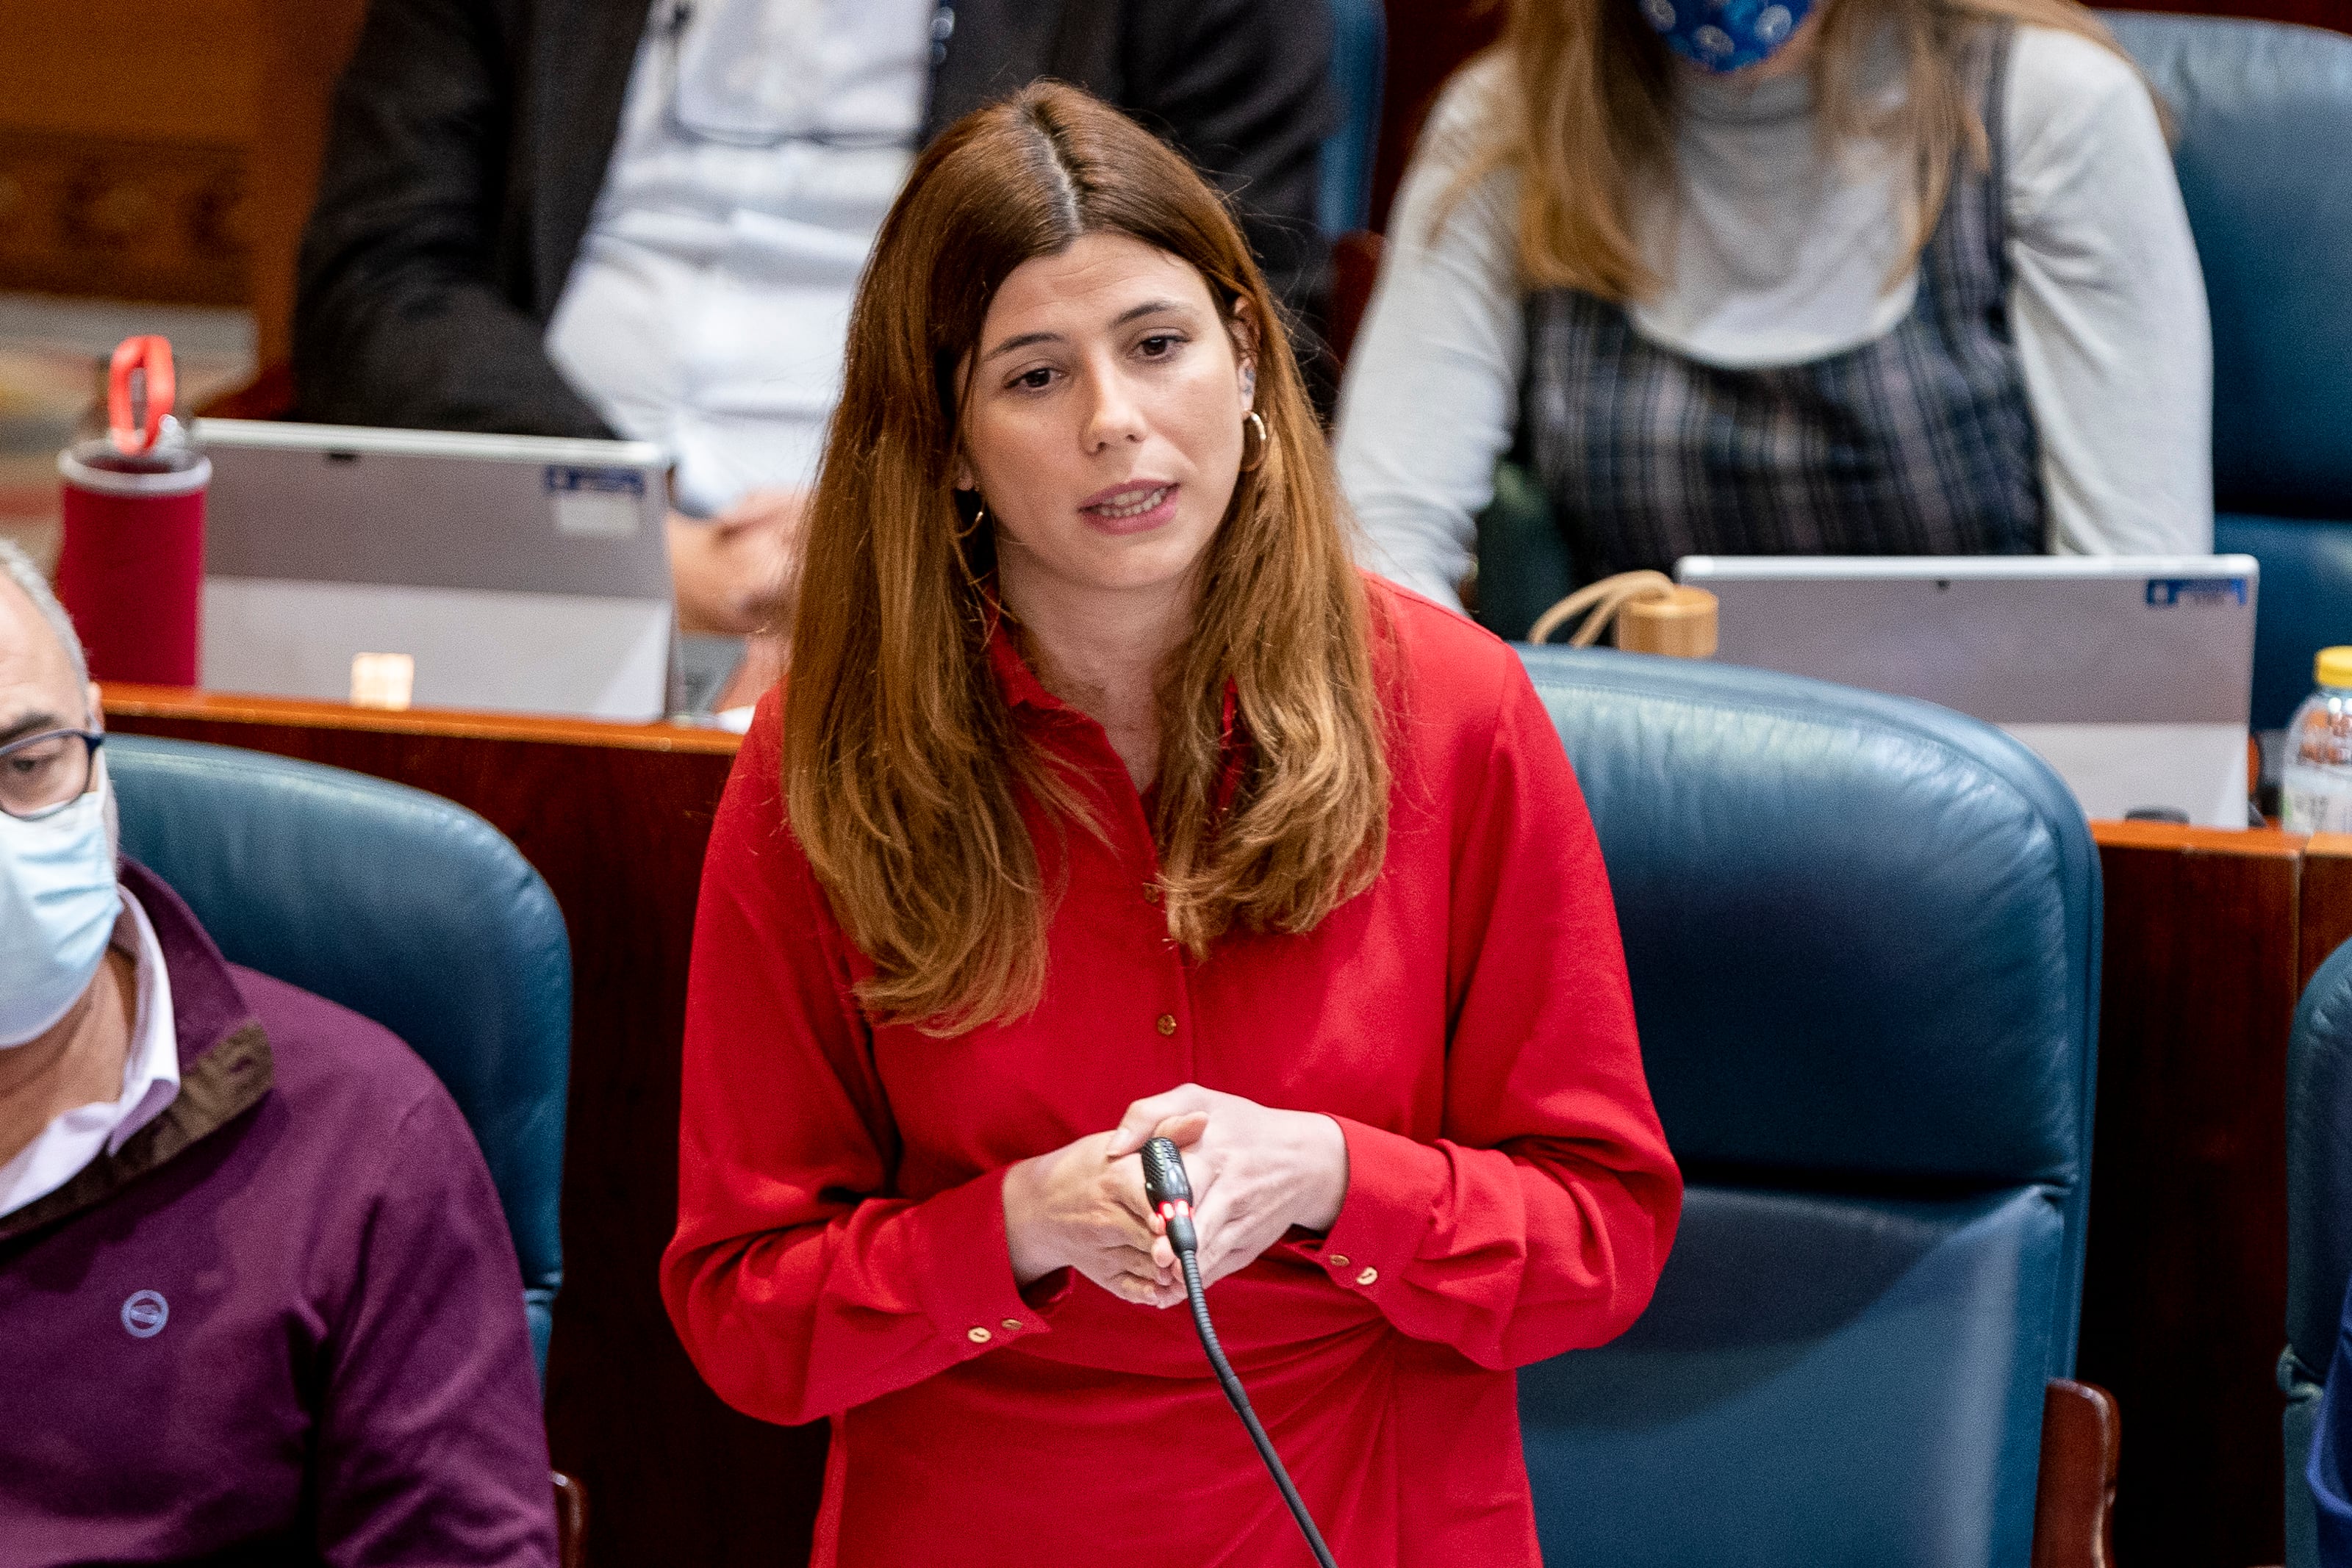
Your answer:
[545,0,937,517]
[1335,29,2214,611]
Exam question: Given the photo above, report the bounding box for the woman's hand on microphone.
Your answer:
[1106,1085,1349,1291]
[1001,1131,1188,1308]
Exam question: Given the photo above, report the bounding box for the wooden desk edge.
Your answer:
[100,684,747,757]
[87,700,2342,850]
[2090,818,2306,858]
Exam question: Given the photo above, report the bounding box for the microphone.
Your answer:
[1141,1136,1340,1568]
[1140,1134,1198,1252]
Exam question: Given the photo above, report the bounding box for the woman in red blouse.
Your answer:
[662,83,1682,1567]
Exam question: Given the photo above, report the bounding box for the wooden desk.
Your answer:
[96,688,2342,1568]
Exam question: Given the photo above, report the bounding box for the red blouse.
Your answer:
[663,580,1681,1567]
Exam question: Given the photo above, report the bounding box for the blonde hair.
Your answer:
[1463,0,2139,301]
[784,84,1390,1035]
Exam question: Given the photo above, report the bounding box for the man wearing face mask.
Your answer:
[0,542,556,1567]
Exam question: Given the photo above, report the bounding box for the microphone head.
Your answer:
[1141,1136,1192,1209]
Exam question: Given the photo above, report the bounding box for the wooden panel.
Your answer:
[0,127,248,306]
[0,0,259,145]
[2082,822,2301,1568]
[0,0,262,305]
[98,687,833,1568]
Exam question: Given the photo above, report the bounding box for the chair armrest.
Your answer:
[552,1468,588,1568]
[2032,1378,2120,1568]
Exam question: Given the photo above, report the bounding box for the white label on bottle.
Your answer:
[2284,768,2352,834]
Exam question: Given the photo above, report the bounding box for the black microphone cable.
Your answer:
[1141,1136,1341,1568]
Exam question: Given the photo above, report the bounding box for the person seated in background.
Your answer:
[294,0,1338,648]
[1335,0,2212,613]
[0,542,556,1565]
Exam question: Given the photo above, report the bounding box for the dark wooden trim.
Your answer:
[99,683,743,757]
[552,1470,588,1568]
[2033,1379,2121,1568]
[2082,824,2296,1568]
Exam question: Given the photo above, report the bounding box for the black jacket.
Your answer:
[293,0,1336,437]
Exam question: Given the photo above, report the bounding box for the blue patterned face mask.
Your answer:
[1638,0,1815,73]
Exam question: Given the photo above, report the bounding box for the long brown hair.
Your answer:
[1464,0,2136,301]
[785,83,1389,1035]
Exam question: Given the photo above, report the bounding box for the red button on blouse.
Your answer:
[663,578,1681,1567]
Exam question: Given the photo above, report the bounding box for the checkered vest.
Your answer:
[1519,23,2044,584]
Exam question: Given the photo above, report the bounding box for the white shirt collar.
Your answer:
[0,887,182,1218]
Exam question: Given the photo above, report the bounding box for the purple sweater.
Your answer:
[0,862,558,1567]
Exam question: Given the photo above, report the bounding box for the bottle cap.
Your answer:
[2318,647,2352,688]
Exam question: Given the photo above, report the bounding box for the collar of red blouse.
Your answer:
[979,604,1246,817]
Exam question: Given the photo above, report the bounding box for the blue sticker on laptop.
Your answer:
[2145,578,2248,608]
[545,466,645,539]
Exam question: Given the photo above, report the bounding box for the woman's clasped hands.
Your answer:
[1000,1083,1350,1309]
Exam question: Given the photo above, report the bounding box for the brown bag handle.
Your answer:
[1528,572,1718,658]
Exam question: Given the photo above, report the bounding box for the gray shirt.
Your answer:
[1337,29,2214,611]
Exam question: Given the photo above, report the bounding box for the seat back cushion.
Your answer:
[1522,1184,2063,1568]
[1516,650,2098,1197]
[2106,13,2352,519]
[107,735,571,1307]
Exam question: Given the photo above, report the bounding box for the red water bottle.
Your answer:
[54,335,212,686]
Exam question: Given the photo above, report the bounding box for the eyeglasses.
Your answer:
[658,0,924,152]
[0,729,104,821]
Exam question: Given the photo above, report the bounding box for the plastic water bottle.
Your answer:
[2282,648,2352,832]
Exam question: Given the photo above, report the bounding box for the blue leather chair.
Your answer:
[104,734,573,1375]
[2285,937,2352,1568]
[2106,13,2352,733]
[1513,646,2104,1567]
[1321,0,1385,238]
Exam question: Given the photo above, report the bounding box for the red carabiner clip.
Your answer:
[107,335,176,458]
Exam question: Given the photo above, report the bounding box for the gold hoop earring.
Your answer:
[1239,411,1269,473]
[956,495,988,540]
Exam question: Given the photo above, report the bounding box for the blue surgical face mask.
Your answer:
[0,755,121,1047]
[1638,0,1815,73]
